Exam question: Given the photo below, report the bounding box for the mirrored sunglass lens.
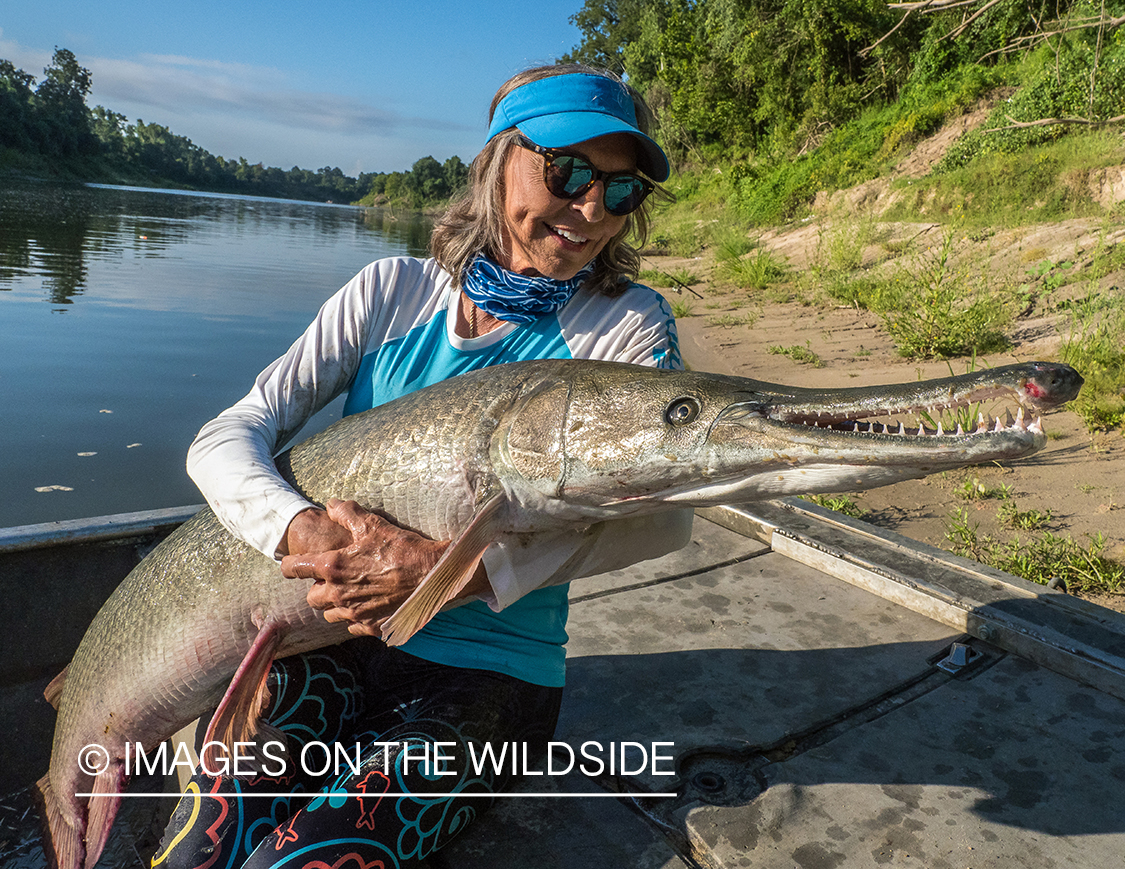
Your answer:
[548,155,593,196]
[605,179,646,214]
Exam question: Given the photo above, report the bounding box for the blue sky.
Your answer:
[1,1,586,175]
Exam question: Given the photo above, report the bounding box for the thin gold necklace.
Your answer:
[469,299,478,338]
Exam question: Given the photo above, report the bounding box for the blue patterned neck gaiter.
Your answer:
[460,254,594,325]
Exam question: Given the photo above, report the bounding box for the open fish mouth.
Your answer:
[757,361,1082,444]
[770,398,1043,442]
[763,411,1044,445]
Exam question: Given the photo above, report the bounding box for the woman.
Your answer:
[156,64,692,869]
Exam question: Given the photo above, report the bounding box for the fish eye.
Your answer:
[665,397,701,426]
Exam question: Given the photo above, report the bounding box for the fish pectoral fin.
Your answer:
[44,665,68,709]
[381,493,505,647]
[82,760,126,869]
[202,620,286,770]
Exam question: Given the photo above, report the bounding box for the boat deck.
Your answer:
[2,501,1124,868]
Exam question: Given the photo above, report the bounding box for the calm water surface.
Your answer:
[0,182,432,528]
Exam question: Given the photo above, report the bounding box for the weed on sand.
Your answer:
[721,249,788,291]
[809,226,1013,359]
[800,494,866,519]
[1059,277,1125,431]
[879,230,1012,359]
[946,507,1125,596]
[768,343,823,367]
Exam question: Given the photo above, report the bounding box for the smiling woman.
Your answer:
[135,64,692,869]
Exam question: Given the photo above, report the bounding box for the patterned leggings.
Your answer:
[151,639,562,869]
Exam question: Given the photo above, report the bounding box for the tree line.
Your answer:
[562,0,1123,222]
[564,0,1123,163]
[0,48,469,206]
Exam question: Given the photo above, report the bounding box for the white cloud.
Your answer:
[91,53,462,136]
[0,32,51,74]
[0,32,478,172]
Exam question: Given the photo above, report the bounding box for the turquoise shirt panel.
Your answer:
[343,309,573,688]
[344,312,572,416]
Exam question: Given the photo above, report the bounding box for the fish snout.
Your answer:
[1021,362,1084,411]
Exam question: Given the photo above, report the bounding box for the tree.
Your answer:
[562,0,651,72]
[90,106,129,157]
[443,155,469,195]
[0,59,36,150]
[35,47,95,156]
[407,156,449,203]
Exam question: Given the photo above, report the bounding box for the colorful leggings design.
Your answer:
[151,639,562,869]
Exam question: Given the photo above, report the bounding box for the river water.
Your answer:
[0,182,432,528]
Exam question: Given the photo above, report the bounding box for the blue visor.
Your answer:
[485,74,670,182]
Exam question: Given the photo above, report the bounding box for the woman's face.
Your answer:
[497,132,636,279]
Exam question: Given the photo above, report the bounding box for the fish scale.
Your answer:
[39,357,1082,869]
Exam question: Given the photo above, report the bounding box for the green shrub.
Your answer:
[719,248,788,290]
[879,231,1011,359]
[1060,289,1125,430]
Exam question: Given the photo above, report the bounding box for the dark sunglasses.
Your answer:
[516,135,654,216]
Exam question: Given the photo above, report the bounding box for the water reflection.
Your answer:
[362,207,435,254]
[0,184,94,305]
[0,181,433,527]
[0,183,432,310]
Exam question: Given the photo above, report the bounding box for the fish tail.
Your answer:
[36,773,85,869]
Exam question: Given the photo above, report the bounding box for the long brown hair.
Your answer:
[429,64,665,297]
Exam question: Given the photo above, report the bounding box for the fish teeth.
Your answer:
[1030,416,1044,434]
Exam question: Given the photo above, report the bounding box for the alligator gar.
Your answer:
[39,358,1082,869]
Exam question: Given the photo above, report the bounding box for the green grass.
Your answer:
[768,343,823,367]
[718,248,788,291]
[1058,260,1125,431]
[946,507,1125,596]
[714,234,756,263]
[879,230,1012,360]
[886,130,1125,229]
[707,312,757,328]
[800,494,866,519]
[954,477,1013,501]
[644,169,735,257]
[727,63,1011,225]
[997,501,1053,532]
[810,227,1013,360]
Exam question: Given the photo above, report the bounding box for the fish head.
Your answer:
[495,361,1083,514]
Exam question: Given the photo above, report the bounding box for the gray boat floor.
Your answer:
[434,504,1125,869]
[5,502,1125,869]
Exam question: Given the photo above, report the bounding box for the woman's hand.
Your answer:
[280,499,486,637]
